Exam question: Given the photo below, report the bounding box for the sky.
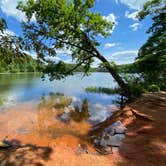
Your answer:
[0,0,152,66]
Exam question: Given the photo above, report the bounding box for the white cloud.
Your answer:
[56,48,72,55]
[125,11,138,21]
[103,13,117,24]
[117,0,148,10]
[108,50,138,64]
[0,0,27,22]
[130,22,141,31]
[46,56,62,62]
[92,50,138,66]
[103,13,118,34]
[92,58,101,67]
[115,0,119,4]
[48,56,74,64]
[23,50,73,63]
[104,43,119,49]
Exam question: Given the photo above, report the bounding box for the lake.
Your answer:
[0,72,119,122]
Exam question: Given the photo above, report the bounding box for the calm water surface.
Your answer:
[0,72,119,122]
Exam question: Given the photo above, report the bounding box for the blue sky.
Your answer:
[0,0,152,65]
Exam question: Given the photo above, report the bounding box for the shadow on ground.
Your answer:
[0,139,52,166]
[116,93,166,166]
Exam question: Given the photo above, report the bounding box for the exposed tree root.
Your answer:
[89,106,154,138]
[123,107,154,122]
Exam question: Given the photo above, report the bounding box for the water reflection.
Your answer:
[39,92,72,109]
[38,93,91,123]
[0,91,125,153]
[0,73,119,112]
[36,94,125,151]
[36,93,91,139]
[0,73,40,109]
[70,99,90,122]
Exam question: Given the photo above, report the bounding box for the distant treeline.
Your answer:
[0,48,44,73]
[0,46,134,74]
[91,63,135,73]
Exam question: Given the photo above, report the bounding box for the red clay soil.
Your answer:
[118,92,166,166]
[0,92,166,166]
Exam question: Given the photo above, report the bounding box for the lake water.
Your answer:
[0,72,119,122]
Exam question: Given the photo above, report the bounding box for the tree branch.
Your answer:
[64,55,93,75]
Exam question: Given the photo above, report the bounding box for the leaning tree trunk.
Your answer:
[92,46,131,98]
[83,33,131,98]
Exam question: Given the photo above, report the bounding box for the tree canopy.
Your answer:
[0,18,7,32]
[136,0,166,90]
[0,16,43,73]
[18,0,131,97]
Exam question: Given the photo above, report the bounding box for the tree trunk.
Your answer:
[83,33,131,98]
[92,46,131,98]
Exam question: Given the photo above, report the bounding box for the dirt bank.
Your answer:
[118,92,166,166]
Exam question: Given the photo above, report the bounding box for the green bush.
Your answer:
[85,86,120,95]
[127,84,146,98]
[148,84,160,92]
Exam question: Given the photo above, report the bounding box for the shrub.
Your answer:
[85,86,120,95]
[148,84,160,92]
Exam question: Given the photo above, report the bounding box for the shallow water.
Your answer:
[0,72,119,122]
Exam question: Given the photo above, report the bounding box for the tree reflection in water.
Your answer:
[36,92,91,139]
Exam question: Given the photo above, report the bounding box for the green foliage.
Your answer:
[0,49,44,73]
[127,83,146,98]
[0,16,44,73]
[138,0,164,20]
[17,0,132,97]
[0,18,7,32]
[123,75,147,98]
[17,0,114,80]
[136,0,166,91]
[148,84,160,92]
[85,86,120,95]
[116,63,137,73]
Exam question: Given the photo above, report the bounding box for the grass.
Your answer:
[85,86,120,95]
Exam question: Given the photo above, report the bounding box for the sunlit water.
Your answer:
[0,72,119,122]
